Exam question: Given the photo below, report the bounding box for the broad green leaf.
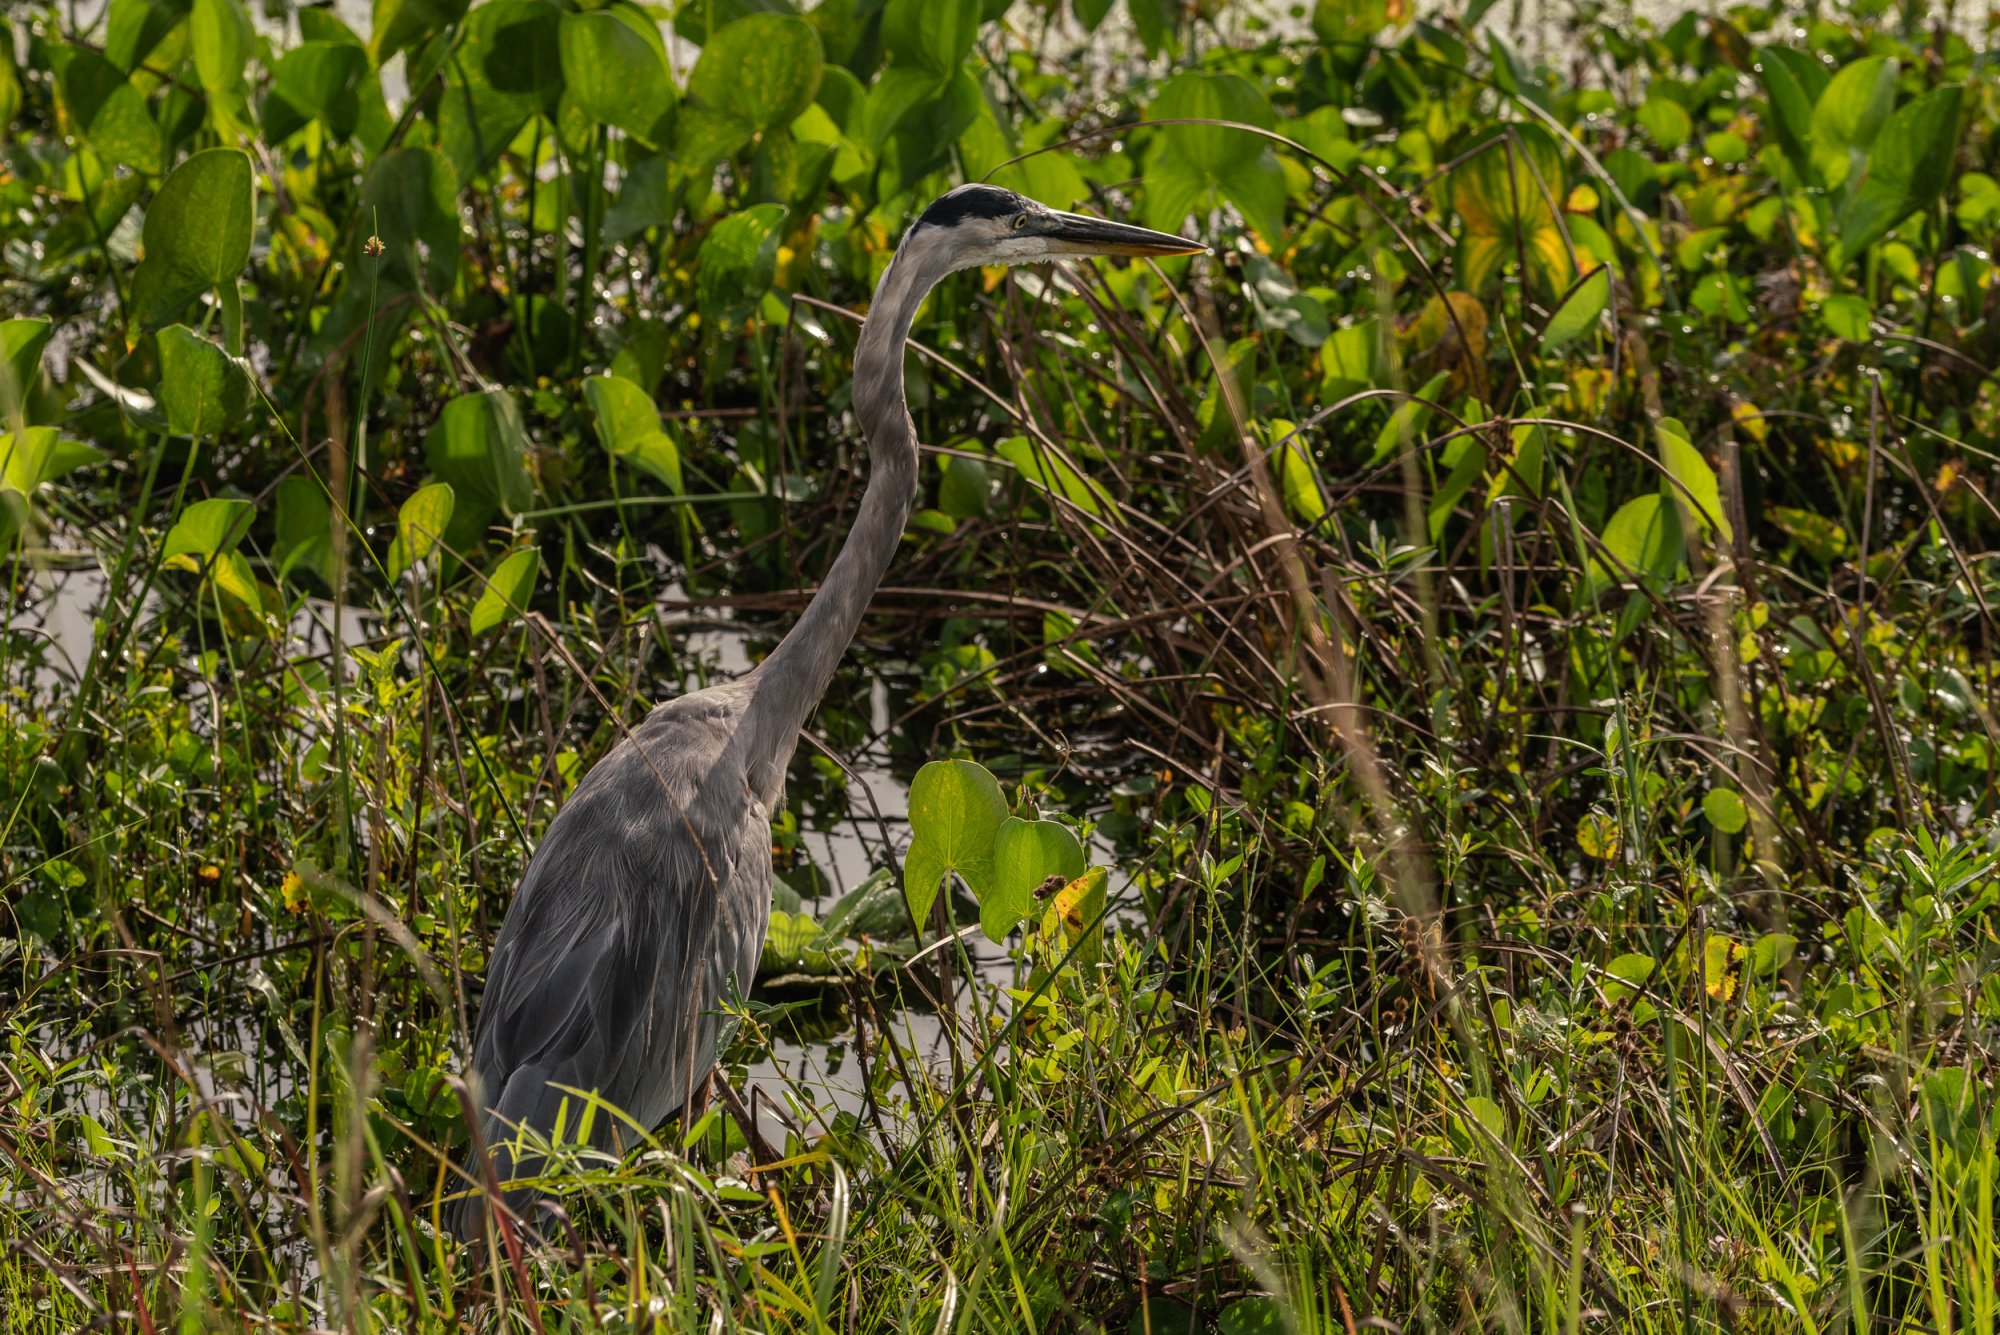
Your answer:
[190,0,252,98]
[1450,125,1570,293]
[1043,865,1108,968]
[1541,264,1611,349]
[820,868,910,942]
[1370,370,1452,466]
[1636,95,1691,150]
[372,0,472,65]
[1657,417,1731,543]
[1143,71,1285,243]
[584,375,683,493]
[131,149,255,326]
[1821,293,1872,341]
[263,41,369,142]
[882,0,979,79]
[440,0,559,178]
[1586,493,1682,596]
[469,546,541,636]
[423,389,533,548]
[273,475,334,586]
[1809,56,1896,190]
[982,817,1085,942]
[689,13,822,135]
[1600,952,1658,1005]
[1426,434,1487,541]
[164,497,252,564]
[1275,433,1326,526]
[357,146,460,292]
[1838,86,1964,259]
[58,46,161,173]
[1,317,51,429]
[938,455,989,519]
[0,427,106,496]
[903,759,1007,929]
[1758,48,1818,182]
[1704,787,1749,834]
[104,0,184,73]
[387,481,454,578]
[1321,318,1384,395]
[697,204,787,329]
[996,436,1118,521]
[559,7,673,143]
[155,325,255,437]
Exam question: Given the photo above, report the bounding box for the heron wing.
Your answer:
[468,687,766,1151]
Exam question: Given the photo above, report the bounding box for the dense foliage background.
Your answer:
[4,0,2000,1329]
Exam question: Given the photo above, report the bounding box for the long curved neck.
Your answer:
[742,245,943,794]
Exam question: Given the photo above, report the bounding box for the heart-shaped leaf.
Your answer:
[164,496,252,565]
[272,475,335,586]
[1541,264,1611,349]
[1451,124,1570,294]
[1586,493,1683,596]
[131,149,255,326]
[58,46,161,173]
[1,317,51,428]
[423,389,533,548]
[982,817,1086,942]
[697,204,787,329]
[584,375,683,492]
[559,6,673,143]
[156,325,255,437]
[1837,85,1964,260]
[903,758,1007,930]
[882,0,979,79]
[688,13,822,136]
[1042,865,1108,969]
[1657,417,1731,543]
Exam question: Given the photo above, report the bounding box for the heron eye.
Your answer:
[1012,213,1029,230]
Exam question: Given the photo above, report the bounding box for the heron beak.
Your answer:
[1037,211,1206,258]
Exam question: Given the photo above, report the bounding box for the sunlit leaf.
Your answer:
[423,389,533,549]
[1657,417,1731,543]
[131,149,255,326]
[559,6,673,143]
[1044,865,1108,968]
[57,46,161,173]
[983,817,1085,942]
[155,325,255,438]
[697,204,787,329]
[1586,493,1681,595]
[1541,264,1611,348]
[273,475,334,586]
[689,12,822,135]
[1703,787,1749,834]
[997,436,1118,522]
[469,545,541,636]
[903,759,1007,929]
[386,481,455,578]
[584,375,683,493]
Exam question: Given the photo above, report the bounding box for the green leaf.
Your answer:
[1,317,51,429]
[584,375,683,492]
[440,0,559,179]
[386,481,454,578]
[1838,86,1964,259]
[982,817,1085,942]
[1541,264,1611,349]
[1369,370,1451,466]
[996,435,1117,521]
[689,13,822,135]
[423,389,533,548]
[697,204,787,329]
[155,325,255,438]
[938,454,989,519]
[1758,47,1818,182]
[559,7,673,142]
[903,759,1007,930]
[0,427,106,494]
[356,146,460,292]
[58,46,161,173]
[190,0,253,98]
[131,149,255,326]
[1274,432,1326,525]
[1703,788,1749,834]
[1143,71,1284,243]
[1636,95,1691,150]
[273,475,335,586]
[1821,293,1872,341]
[882,0,980,79]
[1587,493,1682,596]
[1657,417,1731,543]
[164,497,252,563]
[469,546,541,636]
[1809,56,1897,191]
[263,41,369,142]
[1600,952,1659,1005]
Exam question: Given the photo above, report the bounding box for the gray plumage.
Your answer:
[456,184,1201,1241]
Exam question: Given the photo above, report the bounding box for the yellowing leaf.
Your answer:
[1576,811,1620,861]
[1703,934,1746,1001]
[1451,125,1572,294]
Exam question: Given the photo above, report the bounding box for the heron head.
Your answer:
[908,183,1205,272]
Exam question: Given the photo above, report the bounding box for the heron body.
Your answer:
[458,184,1201,1240]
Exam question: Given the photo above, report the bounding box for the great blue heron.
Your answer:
[456,184,1202,1241]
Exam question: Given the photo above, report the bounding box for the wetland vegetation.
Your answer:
[4,0,2000,1329]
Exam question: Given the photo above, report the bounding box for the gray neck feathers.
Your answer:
[740,239,942,796]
